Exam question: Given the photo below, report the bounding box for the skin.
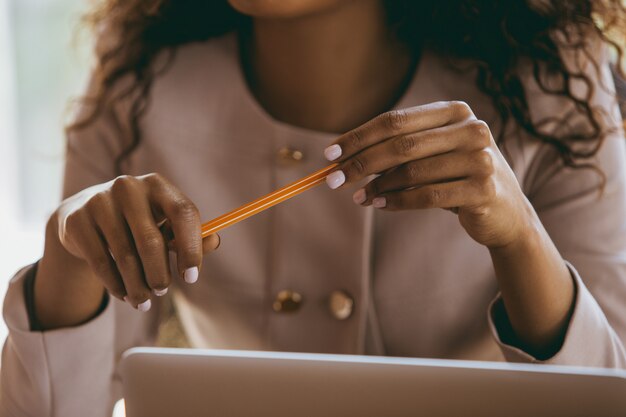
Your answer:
[242,0,415,133]
[323,103,574,358]
[35,175,220,328]
[34,0,575,359]
[35,0,411,329]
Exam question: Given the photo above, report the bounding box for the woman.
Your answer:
[2,0,626,415]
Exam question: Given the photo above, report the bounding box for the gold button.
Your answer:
[328,290,354,320]
[276,147,304,164]
[273,290,303,313]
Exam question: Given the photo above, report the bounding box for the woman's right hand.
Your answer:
[36,173,219,325]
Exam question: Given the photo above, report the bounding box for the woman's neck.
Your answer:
[243,0,416,134]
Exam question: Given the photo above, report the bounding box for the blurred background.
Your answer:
[0,0,91,342]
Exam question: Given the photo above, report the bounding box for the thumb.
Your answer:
[161,219,220,254]
[202,233,220,254]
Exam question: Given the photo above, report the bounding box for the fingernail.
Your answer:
[137,299,152,312]
[373,197,387,208]
[184,266,199,284]
[326,170,346,189]
[153,287,168,296]
[214,234,221,250]
[324,144,342,161]
[353,189,367,205]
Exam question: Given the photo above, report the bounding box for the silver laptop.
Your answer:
[120,347,626,417]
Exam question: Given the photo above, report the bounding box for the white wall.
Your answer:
[0,0,91,345]
[0,0,18,221]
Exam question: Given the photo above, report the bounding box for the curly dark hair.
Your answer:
[71,0,626,174]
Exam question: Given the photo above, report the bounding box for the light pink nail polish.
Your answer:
[324,144,342,161]
[153,287,168,296]
[372,197,387,208]
[353,189,367,205]
[138,299,151,312]
[184,266,199,284]
[326,170,346,190]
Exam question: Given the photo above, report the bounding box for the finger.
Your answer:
[161,222,220,255]
[323,101,474,162]
[116,178,172,297]
[328,119,491,188]
[143,174,203,284]
[64,209,126,300]
[370,179,489,211]
[357,149,495,204]
[159,219,175,245]
[88,189,152,310]
[202,233,220,254]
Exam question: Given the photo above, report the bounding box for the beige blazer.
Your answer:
[3,34,626,417]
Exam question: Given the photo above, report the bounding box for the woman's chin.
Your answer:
[227,0,344,19]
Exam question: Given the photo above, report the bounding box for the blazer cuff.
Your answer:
[2,264,116,416]
[488,261,626,367]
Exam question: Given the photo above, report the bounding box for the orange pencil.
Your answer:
[200,163,339,238]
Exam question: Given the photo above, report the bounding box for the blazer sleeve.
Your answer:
[0,75,164,417]
[488,42,626,367]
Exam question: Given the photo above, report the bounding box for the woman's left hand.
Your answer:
[323,101,537,249]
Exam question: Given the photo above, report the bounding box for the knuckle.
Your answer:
[424,188,444,207]
[139,232,166,255]
[349,157,367,176]
[62,212,91,247]
[111,175,137,196]
[451,101,473,119]
[117,251,139,270]
[142,172,165,187]
[85,192,109,213]
[112,174,133,188]
[64,210,84,235]
[405,162,423,181]
[348,129,365,150]
[382,109,409,132]
[393,135,416,156]
[468,119,490,142]
[170,198,198,218]
[475,149,495,176]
